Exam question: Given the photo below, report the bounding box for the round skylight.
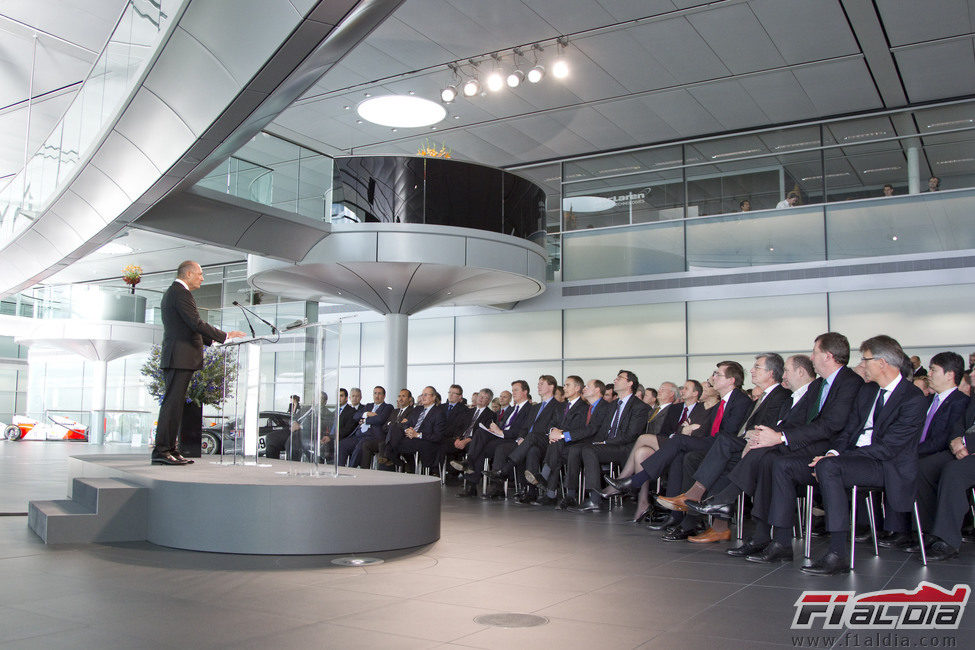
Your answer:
[357,95,446,128]
[562,196,616,212]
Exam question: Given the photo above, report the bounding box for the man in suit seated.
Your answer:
[915,393,975,560]
[601,362,750,539]
[524,375,597,506]
[336,386,393,467]
[571,370,650,512]
[388,386,446,471]
[443,384,469,442]
[457,380,533,495]
[799,335,926,575]
[484,375,560,503]
[453,389,498,496]
[880,351,969,549]
[646,382,679,440]
[365,389,413,470]
[657,353,792,542]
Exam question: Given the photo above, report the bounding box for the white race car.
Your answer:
[4,414,88,441]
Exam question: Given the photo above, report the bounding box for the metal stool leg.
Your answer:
[850,485,858,570]
[804,485,814,559]
[736,493,746,541]
[864,491,879,557]
[913,500,927,566]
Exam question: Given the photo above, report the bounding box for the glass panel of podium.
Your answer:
[213,321,345,476]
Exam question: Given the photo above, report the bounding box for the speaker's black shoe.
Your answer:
[151,453,188,466]
[746,540,794,564]
[800,551,850,575]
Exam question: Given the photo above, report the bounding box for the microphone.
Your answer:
[232,301,278,335]
[284,318,308,331]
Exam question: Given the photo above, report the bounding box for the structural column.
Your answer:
[90,359,108,445]
[907,145,920,194]
[384,313,408,395]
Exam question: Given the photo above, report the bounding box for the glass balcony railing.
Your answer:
[0,1,177,247]
[562,188,975,281]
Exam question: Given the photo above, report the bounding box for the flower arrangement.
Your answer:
[140,345,239,407]
[417,140,452,158]
[122,264,143,286]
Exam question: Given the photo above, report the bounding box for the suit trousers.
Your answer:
[918,451,975,549]
[465,430,508,480]
[154,367,194,455]
[542,440,573,490]
[640,435,714,494]
[815,455,886,533]
[757,453,818,530]
[397,437,441,468]
[579,444,631,493]
[693,434,746,489]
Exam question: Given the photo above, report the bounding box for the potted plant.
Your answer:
[122,264,143,294]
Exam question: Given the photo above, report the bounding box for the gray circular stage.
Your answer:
[64,454,441,555]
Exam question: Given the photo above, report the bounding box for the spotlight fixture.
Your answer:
[462,78,480,96]
[486,71,504,92]
[506,69,524,87]
[527,64,545,83]
[552,58,569,79]
[440,85,457,103]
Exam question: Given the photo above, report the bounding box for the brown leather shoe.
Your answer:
[688,527,731,543]
[655,493,689,512]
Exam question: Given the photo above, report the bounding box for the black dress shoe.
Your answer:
[172,453,194,464]
[647,513,680,531]
[570,497,602,513]
[685,498,732,517]
[853,527,873,543]
[455,483,477,498]
[484,469,504,481]
[661,526,698,542]
[809,517,827,537]
[628,505,654,523]
[727,539,770,557]
[746,540,794,564]
[876,530,899,542]
[532,495,557,506]
[800,551,850,575]
[877,532,913,550]
[151,453,188,466]
[556,496,576,510]
[603,475,633,494]
[926,540,959,561]
[524,469,546,487]
[482,485,505,499]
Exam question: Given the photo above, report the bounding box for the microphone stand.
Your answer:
[232,301,280,341]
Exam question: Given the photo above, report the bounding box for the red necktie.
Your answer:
[710,400,725,436]
[678,406,689,426]
[587,403,596,425]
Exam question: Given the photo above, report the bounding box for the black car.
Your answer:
[200,411,293,456]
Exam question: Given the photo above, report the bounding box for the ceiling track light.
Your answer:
[486,53,504,92]
[552,36,569,79]
[441,63,459,103]
[438,36,569,101]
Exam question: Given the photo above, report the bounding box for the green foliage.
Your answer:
[140,345,239,407]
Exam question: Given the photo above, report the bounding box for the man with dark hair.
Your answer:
[573,369,651,511]
[392,385,447,470]
[152,261,244,465]
[525,375,592,505]
[601,362,750,539]
[485,375,560,502]
[658,354,791,542]
[444,384,468,441]
[799,335,926,575]
[371,388,414,470]
[459,379,533,493]
[453,389,497,497]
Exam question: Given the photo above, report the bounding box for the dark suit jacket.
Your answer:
[951,397,975,449]
[408,404,447,443]
[565,398,614,445]
[353,402,393,439]
[337,403,358,439]
[160,281,227,370]
[552,398,589,441]
[831,377,927,511]
[385,405,414,435]
[443,401,470,440]
[707,389,752,438]
[513,399,560,444]
[595,394,651,447]
[917,389,970,456]
[775,379,822,429]
[497,405,514,427]
[780,366,864,453]
[646,403,675,437]
[741,384,793,433]
[456,406,497,439]
[500,401,532,440]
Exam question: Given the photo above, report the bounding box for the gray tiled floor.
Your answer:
[1,441,970,648]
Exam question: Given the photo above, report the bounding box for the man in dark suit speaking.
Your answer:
[152,261,244,466]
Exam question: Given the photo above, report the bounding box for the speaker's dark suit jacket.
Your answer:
[160,281,227,369]
[828,377,927,512]
[916,389,970,457]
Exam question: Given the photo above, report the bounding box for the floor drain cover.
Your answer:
[331,557,384,566]
[474,613,549,628]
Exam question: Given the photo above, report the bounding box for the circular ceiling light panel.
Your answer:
[357,95,446,128]
[562,196,616,212]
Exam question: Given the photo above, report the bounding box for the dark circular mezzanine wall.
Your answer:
[331,156,546,245]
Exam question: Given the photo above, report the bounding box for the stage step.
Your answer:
[28,477,148,544]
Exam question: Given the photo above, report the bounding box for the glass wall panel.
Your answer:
[562,220,684,281]
[454,310,561,363]
[359,366,386,394]
[407,365,454,396]
[338,322,361,367]
[563,169,684,230]
[567,357,687,394]
[825,189,975,259]
[686,204,825,268]
[564,303,686,358]
[408,317,453,365]
[360,321,385,366]
[454,361,562,397]
[828,284,975,349]
[687,293,828,355]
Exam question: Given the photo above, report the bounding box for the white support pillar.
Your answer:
[907,146,920,194]
[90,359,107,444]
[384,313,408,395]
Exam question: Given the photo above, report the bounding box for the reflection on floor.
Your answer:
[1,441,971,649]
